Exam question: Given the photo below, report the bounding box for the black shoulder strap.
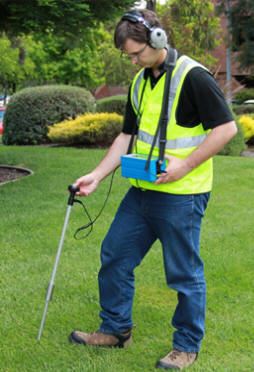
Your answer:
[157,48,177,170]
[145,48,177,172]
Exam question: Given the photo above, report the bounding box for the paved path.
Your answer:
[242,146,254,157]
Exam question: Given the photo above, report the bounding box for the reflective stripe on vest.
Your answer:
[138,129,207,149]
[133,70,145,114]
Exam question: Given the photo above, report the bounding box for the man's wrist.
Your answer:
[184,157,196,171]
[91,170,103,183]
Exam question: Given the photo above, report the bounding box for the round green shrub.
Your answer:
[232,104,254,115]
[218,118,246,156]
[234,88,254,104]
[3,85,95,145]
[96,95,127,115]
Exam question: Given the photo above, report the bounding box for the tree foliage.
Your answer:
[0,32,104,93]
[0,0,135,40]
[218,0,254,71]
[0,35,35,94]
[97,29,138,87]
[0,0,137,92]
[157,0,221,68]
[24,30,105,89]
[0,0,223,92]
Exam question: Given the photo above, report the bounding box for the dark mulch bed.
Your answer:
[0,166,31,184]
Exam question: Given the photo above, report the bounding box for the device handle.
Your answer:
[67,184,80,205]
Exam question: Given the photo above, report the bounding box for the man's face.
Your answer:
[122,39,158,68]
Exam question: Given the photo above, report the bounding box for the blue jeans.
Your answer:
[98,187,210,352]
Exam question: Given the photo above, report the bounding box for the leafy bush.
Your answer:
[232,104,254,115]
[96,95,127,115]
[3,85,95,145]
[48,112,123,146]
[234,88,254,103]
[238,115,254,144]
[219,119,246,156]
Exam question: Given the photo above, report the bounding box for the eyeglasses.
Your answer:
[121,44,148,60]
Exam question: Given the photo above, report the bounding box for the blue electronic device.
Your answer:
[121,154,166,182]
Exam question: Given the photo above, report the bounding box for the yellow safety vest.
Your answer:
[129,55,213,194]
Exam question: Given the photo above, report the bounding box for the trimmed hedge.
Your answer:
[219,121,246,156]
[3,85,95,145]
[234,88,254,103]
[232,104,254,115]
[48,112,123,146]
[96,95,127,115]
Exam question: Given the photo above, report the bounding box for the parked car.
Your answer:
[243,99,254,105]
[0,106,5,134]
[0,95,10,107]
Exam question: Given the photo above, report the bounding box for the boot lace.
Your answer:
[170,350,182,360]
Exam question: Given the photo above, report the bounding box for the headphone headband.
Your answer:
[121,11,153,31]
[121,10,168,49]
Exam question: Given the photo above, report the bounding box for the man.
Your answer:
[69,9,237,370]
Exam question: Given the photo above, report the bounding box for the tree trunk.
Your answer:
[146,0,156,12]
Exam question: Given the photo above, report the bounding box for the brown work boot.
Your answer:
[156,349,198,370]
[69,329,132,348]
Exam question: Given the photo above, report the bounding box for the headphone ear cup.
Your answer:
[149,28,168,49]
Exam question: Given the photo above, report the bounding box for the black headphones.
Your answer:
[121,10,168,49]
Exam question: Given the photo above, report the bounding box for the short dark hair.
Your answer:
[114,9,162,50]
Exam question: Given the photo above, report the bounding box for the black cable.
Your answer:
[73,169,116,240]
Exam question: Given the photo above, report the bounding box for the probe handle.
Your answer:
[67,184,80,205]
[68,184,80,194]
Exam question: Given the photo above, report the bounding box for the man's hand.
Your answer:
[74,173,100,196]
[155,155,192,184]
[155,121,237,185]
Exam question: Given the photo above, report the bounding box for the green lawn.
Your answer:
[0,146,253,372]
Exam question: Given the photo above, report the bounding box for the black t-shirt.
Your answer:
[122,63,233,134]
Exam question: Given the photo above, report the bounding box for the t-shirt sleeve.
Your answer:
[122,85,138,134]
[184,67,234,130]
